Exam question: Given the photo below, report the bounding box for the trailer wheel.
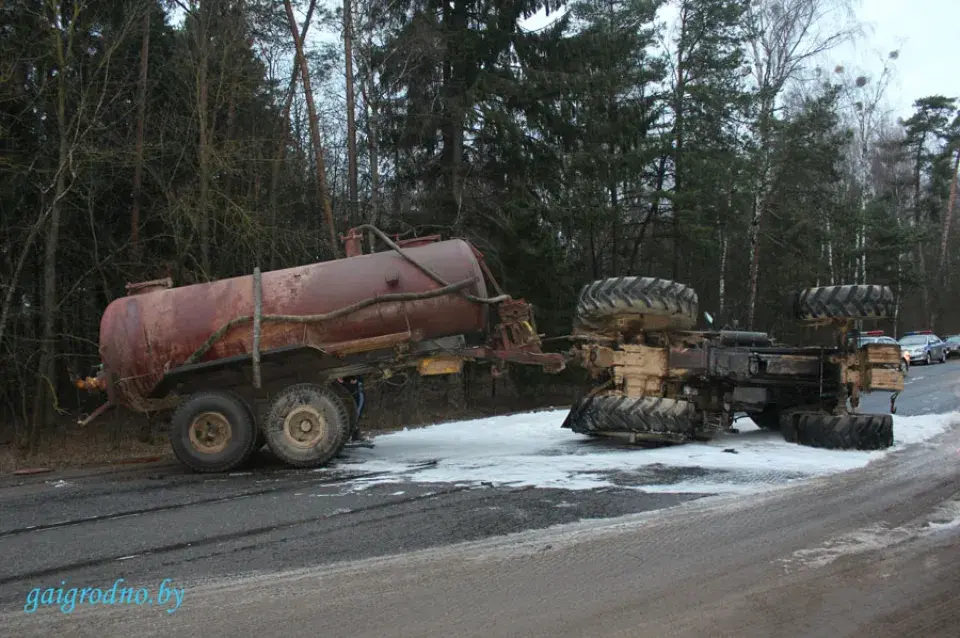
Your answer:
[564,395,698,444]
[794,284,895,321]
[169,390,260,473]
[781,411,893,450]
[264,383,351,468]
[575,276,698,333]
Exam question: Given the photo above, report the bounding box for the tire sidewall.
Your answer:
[264,384,349,467]
[170,392,257,472]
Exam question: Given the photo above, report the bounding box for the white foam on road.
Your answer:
[926,497,960,531]
[337,409,960,494]
[779,494,960,573]
[778,523,917,573]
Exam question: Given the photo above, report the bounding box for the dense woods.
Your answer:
[2,0,959,451]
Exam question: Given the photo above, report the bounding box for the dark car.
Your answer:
[944,335,960,358]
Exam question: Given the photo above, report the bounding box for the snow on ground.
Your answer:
[336,409,960,495]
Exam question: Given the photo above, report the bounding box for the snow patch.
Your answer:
[891,411,959,444]
[780,493,960,573]
[926,497,960,531]
[333,409,959,493]
[779,524,915,573]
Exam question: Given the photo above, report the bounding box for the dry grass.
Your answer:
[0,414,173,475]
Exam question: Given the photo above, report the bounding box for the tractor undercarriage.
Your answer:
[559,277,903,451]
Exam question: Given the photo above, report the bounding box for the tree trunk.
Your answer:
[610,182,619,275]
[938,147,960,281]
[0,205,53,350]
[672,7,687,282]
[825,217,835,284]
[363,67,380,252]
[718,187,733,318]
[746,190,765,329]
[441,0,466,226]
[283,0,338,257]
[628,154,667,272]
[912,132,930,324]
[746,104,774,330]
[32,10,72,452]
[196,4,212,275]
[131,6,150,263]
[269,0,316,268]
[343,0,359,227]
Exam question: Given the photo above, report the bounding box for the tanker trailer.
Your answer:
[77,226,566,473]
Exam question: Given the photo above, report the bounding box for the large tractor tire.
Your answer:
[563,395,698,444]
[575,276,698,334]
[781,411,893,450]
[577,277,699,332]
[794,284,895,321]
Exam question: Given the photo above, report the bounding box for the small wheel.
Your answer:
[169,390,260,473]
[264,383,351,468]
[926,353,931,365]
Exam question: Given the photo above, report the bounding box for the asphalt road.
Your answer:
[1,359,958,636]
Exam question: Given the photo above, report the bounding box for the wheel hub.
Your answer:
[188,411,232,454]
[283,405,326,448]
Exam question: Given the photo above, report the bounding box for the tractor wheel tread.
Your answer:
[576,276,698,333]
[783,411,893,450]
[794,284,895,321]
[564,395,698,443]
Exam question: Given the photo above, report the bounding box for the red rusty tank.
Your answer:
[97,238,490,409]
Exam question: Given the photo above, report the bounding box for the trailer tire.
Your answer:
[565,395,697,444]
[794,284,895,321]
[264,383,351,468]
[235,395,265,452]
[783,411,893,450]
[329,381,360,439]
[575,276,698,333]
[169,390,260,473]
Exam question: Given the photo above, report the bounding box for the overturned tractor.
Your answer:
[561,277,903,451]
